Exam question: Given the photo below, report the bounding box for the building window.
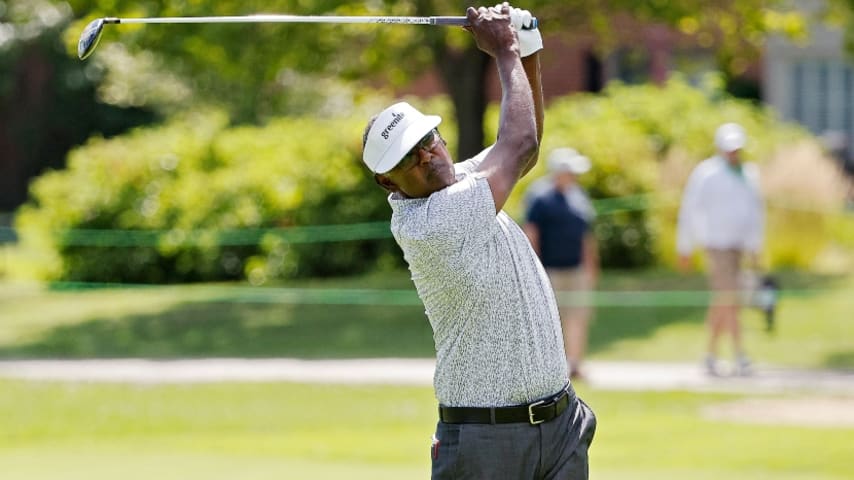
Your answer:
[584,51,603,93]
[791,58,854,161]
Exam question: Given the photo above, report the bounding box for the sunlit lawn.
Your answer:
[0,269,851,479]
[1,269,851,369]
[0,380,851,480]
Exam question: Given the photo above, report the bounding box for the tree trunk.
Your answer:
[435,46,492,161]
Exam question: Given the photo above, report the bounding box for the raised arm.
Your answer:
[519,52,544,178]
[466,5,541,213]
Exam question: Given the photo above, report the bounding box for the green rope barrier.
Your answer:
[43,281,847,307]
[55,221,394,247]
[1,193,848,248]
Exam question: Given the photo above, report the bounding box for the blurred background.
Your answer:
[1,1,853,479]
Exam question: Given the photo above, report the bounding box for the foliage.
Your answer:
[64,0,433,122]
[60,0,831,160]
[508,88,659,268]
[14,104,413,283]
[13,79,848,282]
[504,75,845,269]
[0,0,156,210]
[529,0,809,73]
[2,269,853,368]
[62,0,816,114]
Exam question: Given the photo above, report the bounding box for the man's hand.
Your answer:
[465,5,518,59]
[496,3,543,57]
[466,4,538,214]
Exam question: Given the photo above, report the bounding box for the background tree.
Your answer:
[0,0,154,210]
[3,0,851,214]
[64,0,827,159]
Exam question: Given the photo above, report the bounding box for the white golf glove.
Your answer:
[494,4,542,57]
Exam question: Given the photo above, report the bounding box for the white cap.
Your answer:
[362,102,441,174]
[714,122,747,152]
[547,147,591,175]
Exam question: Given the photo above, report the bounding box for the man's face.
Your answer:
[553,171,576,189]
[723,149,742,164]
[376,129,456,198]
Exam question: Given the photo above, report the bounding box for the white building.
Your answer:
[763,9,854,171]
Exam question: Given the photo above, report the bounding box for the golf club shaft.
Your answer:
[79,13,538,59]
[102,15,470,27]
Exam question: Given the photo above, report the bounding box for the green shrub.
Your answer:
[14,107,406,283]
[759,141,850,270]
[502,75,845,269]
[14,79,848,282]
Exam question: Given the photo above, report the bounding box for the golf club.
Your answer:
[78,14,538,60]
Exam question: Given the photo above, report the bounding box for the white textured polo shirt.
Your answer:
[389,153,569,408]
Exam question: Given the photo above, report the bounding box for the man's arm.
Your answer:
[582,232,599,286]
[519,52,544,178]
[466,5,539,213]
[459,29,542,176]
[676,165,703,270]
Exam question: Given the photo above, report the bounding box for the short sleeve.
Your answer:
[566,187,596,222]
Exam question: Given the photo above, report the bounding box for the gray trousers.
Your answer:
[431,390,596,479]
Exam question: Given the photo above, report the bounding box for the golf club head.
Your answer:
[78,18,104,60]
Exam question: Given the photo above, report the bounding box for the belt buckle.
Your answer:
[528,399,546,425]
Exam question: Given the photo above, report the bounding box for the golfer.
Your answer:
[361,4,595,479]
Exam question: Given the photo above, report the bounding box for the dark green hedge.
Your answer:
[15,108,403,283]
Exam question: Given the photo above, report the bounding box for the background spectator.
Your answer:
[677,122,765,376]
[525,147,599,380]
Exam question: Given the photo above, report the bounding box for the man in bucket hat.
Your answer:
[361,4,595,479]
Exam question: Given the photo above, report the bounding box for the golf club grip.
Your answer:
[432,16,538,30]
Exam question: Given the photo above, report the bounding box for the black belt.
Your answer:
[439,386,572,425]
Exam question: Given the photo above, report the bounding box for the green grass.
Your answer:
[590,270,854,368]
[0,380,850,480]
[0,269,851,479]
[0,380,433,480]
[1,269,851,369]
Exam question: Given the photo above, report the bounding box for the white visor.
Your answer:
[363,101,441,174]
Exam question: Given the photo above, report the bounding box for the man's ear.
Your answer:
[374,173,399,193]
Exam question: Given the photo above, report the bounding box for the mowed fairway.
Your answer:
[1,269,852,369]
[0,381,852,480]
[0,381,434,480]
[0,269,852,478]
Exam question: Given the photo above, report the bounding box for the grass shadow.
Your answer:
[823,350,854,370]
[0,269,847,361]
[0,301,434,359]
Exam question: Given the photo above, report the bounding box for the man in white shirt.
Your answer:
[677,122,765,376]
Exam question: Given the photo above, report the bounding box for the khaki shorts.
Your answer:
[706,248,743,306]
[546,267,593,312]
